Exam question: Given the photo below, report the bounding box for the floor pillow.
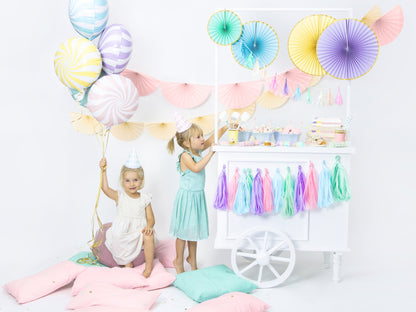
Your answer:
[173,264,257,302]
[133,259,176,290]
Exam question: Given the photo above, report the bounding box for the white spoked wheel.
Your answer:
[231,227,296,288]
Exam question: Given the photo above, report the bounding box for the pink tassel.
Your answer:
[228,167,240,210]
[262,169,274,213]
[303,162,318,210]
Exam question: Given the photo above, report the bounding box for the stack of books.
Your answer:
[306,117,342,142]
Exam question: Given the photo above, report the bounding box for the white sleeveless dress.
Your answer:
[105,190,157,265]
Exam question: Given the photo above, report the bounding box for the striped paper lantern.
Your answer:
[68,0,109,40]
[87,75,139,128]
[54,37,102,92]
[98,24,133,74]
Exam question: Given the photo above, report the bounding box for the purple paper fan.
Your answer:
[317,19,379,80]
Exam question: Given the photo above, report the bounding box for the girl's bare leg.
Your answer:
[124,262,133,268]
[186,241,198,271]
[142,234,155,278]
[174,238,186,274]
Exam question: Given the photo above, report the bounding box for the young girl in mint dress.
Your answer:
[167,112,227,274]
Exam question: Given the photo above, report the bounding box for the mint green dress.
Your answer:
[169,150,209,241]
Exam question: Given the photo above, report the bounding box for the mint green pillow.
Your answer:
[173,265,257,302]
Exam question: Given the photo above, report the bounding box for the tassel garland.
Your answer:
[303,162,318,210]
[228,167,240,210]
[233,169,250,215]
[272,168,284,213]
[318,161,334,208]
[331,156,351,202]
[282,167,295,217]
[294,165,306,213]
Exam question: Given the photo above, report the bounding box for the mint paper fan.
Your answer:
[231,21,279,70]
[208,10,242,45]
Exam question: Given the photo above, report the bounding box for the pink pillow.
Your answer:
[3,260,87,304]
[72,307,149,312]
[133,259,175,290]
[188,292,270,312]
[67,283,160,310]
[92,223,175,268]
[72,267,147,296]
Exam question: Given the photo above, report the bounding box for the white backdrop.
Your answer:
[0,0,415,301]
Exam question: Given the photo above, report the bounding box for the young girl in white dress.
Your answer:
[99,149,157,278]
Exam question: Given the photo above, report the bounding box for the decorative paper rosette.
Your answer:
[68,0,109,40]
[54,37,102,92]
[218,80,264,109]
[121,70,160,96]
[288,15,336,76]
[110,122,144,141]
[370,5,404,46]
[231,21,279,70]
[317,19,379,80]
[87,74,139,128]
[70,112,104,135]
[145,122,177,140]
[98,24,133,74]
[160,82,212,108]
[361,5,382,26]
[207,10,242,45]
[257,91,288,109]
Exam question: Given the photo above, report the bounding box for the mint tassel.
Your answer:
[282,167,295,217]
[331,156,351,202]
[318,161,333,208]
[272,168,284,213]
[246,168,253,202]
[246,52,254,69]
[293,84,302,101]
[233,169,250,215]
[305,87,311,104]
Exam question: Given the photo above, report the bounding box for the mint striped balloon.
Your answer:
[98,24,133,74]
[87,75,139,128]
[69,0,109,40]
[54,37,102,93]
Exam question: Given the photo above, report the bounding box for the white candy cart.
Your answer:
[213,146,354,288]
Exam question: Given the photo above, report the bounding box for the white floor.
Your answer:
[1,252,413,312]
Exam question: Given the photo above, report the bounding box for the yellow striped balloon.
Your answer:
[54,37,102,92]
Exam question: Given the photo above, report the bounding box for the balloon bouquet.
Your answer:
[53,0,138,260]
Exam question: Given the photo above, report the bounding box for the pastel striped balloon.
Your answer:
[87,75,139,128]
[69,0,109,40]
[98,24,133,74]
[54,37,102,92]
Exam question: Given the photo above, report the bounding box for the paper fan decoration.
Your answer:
[70,112,104,135]
[218,80,263,108]
[207,10,242,45]
[160,82,212,108]
[309,75,323,87]
[145,122,177,140]
[231,21,279,70]
[267,68,312,97]
[288,15,336,76]
[317,19,379,80]
[257,91,289,109]
[226,101,257,117]
[190,114,215,134]
[370,5,404,46]
[361,5,382,26]
[121,69,160,96]
[110,122,144,141]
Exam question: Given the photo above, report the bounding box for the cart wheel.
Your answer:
[231,227,296,288]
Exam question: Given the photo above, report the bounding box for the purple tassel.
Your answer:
[213,165,228,210]
[294,165,306,213]
[250,168,264,215]
[282,78,289,96]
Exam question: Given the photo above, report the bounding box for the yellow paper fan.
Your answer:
[361,5,382,26]
[256,91,289,109]
[110,122,144,141]
[309,75,323,87]
[190,114,215,134]
[70,112,104,135]
[145,122,177,140]
[227,101,257,117]
[288,14,336,76]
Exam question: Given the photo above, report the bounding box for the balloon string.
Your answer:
[83,129,110,265]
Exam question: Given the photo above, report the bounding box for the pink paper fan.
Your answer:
[370,5,404,46]
[267,68,312,97]
[160,82,212,108]
[218,81,264,109]
[120,69,160,96]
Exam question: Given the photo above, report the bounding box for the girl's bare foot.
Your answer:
[186,256,197,271]
[124,262,133,268]
[143,266,152,278]
[173,259,185,274]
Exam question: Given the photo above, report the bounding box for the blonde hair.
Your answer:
[119,166,145,189]
[167,123,203,154]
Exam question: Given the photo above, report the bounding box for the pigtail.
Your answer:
[167,135,177,154]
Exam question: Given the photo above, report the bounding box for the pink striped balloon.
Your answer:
[87,74,139,128]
